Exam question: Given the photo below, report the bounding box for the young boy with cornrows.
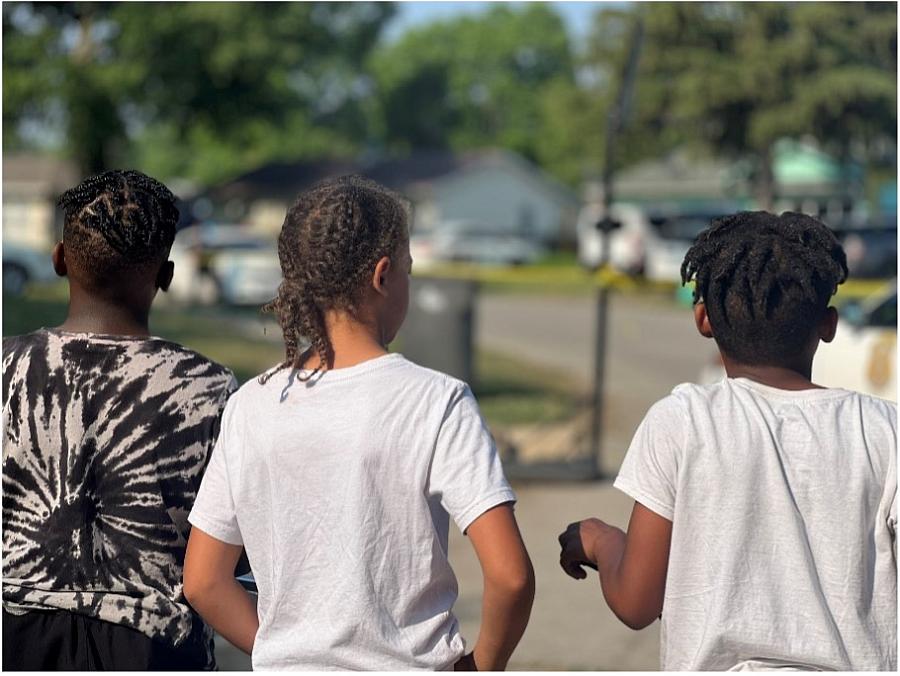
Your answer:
[3,170,237,669]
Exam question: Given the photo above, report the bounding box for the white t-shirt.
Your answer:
[188,353,515,671]
[615,378,897,671]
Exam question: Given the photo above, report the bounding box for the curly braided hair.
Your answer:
[58,170,179,278]
[262,175,409,382]
[681,211,848,366]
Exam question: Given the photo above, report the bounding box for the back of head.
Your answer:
[58,170,179,288]
[264,174,409,377]
[681,211,848,366]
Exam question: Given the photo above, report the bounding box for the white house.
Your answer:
[2,153,79,251]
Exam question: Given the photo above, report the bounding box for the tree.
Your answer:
[3,2,395,182]
[3,2,130,173]
[582,2,897,208]
[534,6,665,189]
[368,4,575,166]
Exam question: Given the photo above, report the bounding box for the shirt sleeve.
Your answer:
[613,394,684,521]
[189,395,243,546]
[207,374,239,452]
[427,384,516,534]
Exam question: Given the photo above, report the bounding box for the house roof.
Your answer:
[614,149,745,201]
[613,141,862,203]
[203,149,579,208]
[205,158,358,204]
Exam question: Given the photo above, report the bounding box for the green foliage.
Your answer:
[3,1,394,181]
[368,4,574,164]
[583,2,897,204]
[3,1,895,194]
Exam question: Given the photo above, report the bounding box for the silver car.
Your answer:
[2,241,56,296]
[167,224,281,306]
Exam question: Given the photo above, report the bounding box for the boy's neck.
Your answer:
[721,355,822,391]
[58,291,152,337]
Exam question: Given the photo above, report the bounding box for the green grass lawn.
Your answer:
[474,349,582,425]
[3,283,582,427]
[414,260,892,301]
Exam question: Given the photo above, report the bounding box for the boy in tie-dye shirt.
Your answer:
[2,170,236,669]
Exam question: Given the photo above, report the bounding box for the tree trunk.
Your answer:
[70,9,113,177]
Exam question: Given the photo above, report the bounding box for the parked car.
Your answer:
[576,202,647,274]
[836,224,897,279]
[167,223,280,306]
[2,241,56,297]
[577,203,737,281]
[699,282,897,401]
[411,221,546,267]
[641,213,704,282]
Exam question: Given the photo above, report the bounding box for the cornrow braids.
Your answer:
[59,169,179,277]
[262,175,409,382]
[681,211,848,366]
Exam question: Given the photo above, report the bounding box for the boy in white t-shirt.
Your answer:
[559,211,897,670]
[183,176,534,670]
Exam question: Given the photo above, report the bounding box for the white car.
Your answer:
[642,213,711,283]
[814,284,897,400]
[577,205,738,281]
[167,224,281,306]
[700,283,897,401]
[576,202,648,274]
[2,241,56,296]
[411,222,546,267]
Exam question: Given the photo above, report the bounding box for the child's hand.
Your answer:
[454,652,477,671]
[558,518,625,580]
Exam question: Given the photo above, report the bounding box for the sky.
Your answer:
[385,1,627,45]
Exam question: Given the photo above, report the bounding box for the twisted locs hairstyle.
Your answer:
[58,169,179,280]
[262,175,409,382]
[681,211,848,366]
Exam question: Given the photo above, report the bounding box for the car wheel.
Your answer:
[3,264,28,297]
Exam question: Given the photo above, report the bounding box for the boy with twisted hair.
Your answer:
[559,211,896,670]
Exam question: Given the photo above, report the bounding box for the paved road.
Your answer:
[476,290,713,470]
[448,481,660,670]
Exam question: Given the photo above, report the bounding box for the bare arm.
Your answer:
[558,502,672,630]
[463,503,535,671]
[183,527,259,654]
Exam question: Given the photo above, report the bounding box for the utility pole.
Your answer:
[589,16,644,478]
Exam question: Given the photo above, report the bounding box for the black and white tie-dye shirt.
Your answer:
[2,328,237,663]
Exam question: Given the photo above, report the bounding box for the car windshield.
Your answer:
[175,226,270,250]
[649,215,712,241]
[208,240,268,251]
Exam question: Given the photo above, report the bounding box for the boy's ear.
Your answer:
[819,306,838,344]
[371,256,391,297]
[51,242,67,277]
[156,260,174,292]
[693,302,714,339]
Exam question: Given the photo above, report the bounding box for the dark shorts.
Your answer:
[2,608,214,671]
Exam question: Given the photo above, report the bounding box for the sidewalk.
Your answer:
[450,480,659,671]
[216,480,660,671]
